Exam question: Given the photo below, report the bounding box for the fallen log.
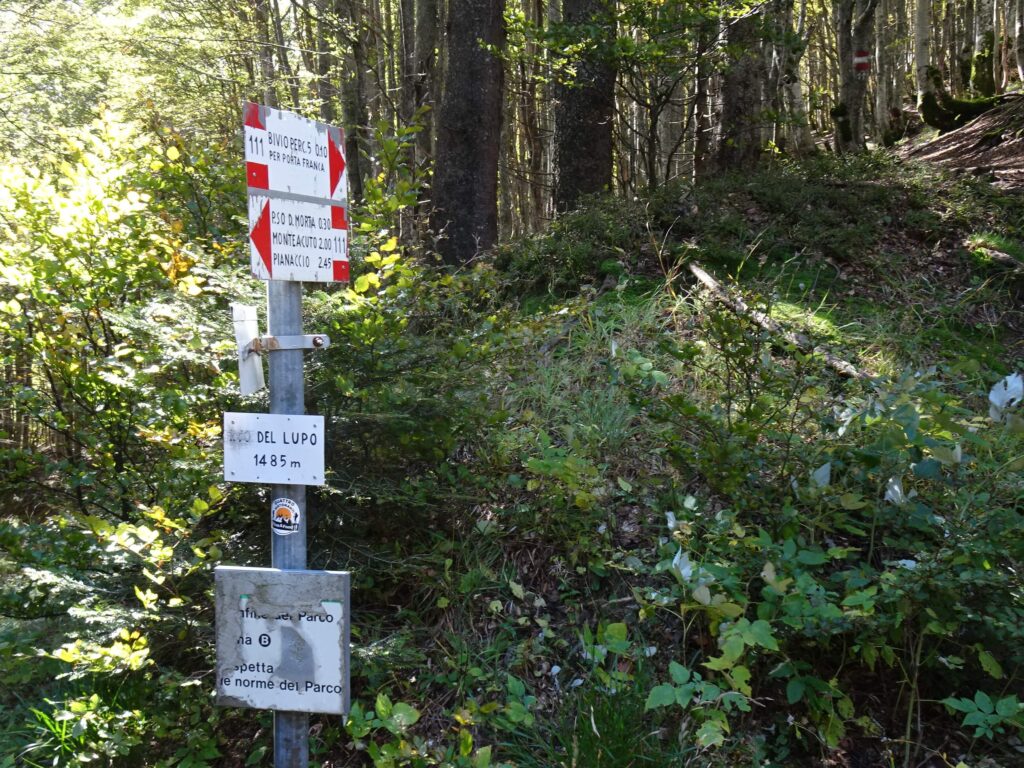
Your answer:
[687,262,871,380]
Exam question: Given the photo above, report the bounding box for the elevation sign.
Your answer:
[223,412,325,486]
[244,102,350,283]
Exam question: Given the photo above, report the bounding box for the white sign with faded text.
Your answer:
[215,566,350,715]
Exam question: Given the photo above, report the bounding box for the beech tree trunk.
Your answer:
[1016,0,1024,81]
[993,0,1002,92]
[554,0,616,212]
[253,0,278,106]
[399,0,416,129]
[832,0,879,153]
[313,0,335,122]
[959,0,976,93]
[414,0,438,169]
[270,0,301,108]
[998,1,1011,90]
[875,0,891,140]
[915,0,932,105]
[337,0,369,202]
[692,18,715,180]
[785,0,817,153]
[941,0,954,91]
[430,0,505,264]
[765,0,791,149]
[717,8,765,169]
[974,0,995,94]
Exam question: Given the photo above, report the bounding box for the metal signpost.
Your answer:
[218,102,351,768]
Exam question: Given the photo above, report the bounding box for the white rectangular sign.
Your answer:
[223,412,325,485]
[215,566,350,715]
[244,102,347,203]
[247,195,350,283]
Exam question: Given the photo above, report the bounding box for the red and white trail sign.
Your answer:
[244,102,350,283]
[248,195,351,283]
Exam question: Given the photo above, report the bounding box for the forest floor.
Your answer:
[904,94,1024,191]
[292,152,1024,768]
[4,150,1023,768]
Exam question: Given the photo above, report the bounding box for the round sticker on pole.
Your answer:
[271,498,301,535]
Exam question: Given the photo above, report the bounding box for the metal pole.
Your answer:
[267,279,308,768]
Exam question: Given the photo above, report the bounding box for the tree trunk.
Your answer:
[414,0,438,169]
[717,8,765,169]
[974,0,996,94]
[765,0,791,150]
[314,0,335,122]
[942,0,954,92]
[875,0,891,140]
[959,0,976,93]
[253,0,278,106]
[554,0,616,212]
[399,0,416,129]
[270,0,301,108]
[936,0,949,88]
[1016,0,1024,81]
[915,0,932,104]
[999,1,1012,90]
[521,0,547,230]
[430,0,505,264]
[832,0,879,153]
[785,0,817,153]
[993,0,1002,92]
[337,0,369,202]
[692,18,714,180]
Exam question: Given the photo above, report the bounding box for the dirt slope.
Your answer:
[904,94,1024,190]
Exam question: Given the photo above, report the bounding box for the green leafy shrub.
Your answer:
[623,301,1024,761]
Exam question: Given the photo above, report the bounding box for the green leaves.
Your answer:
[372,693,421,735]
[943,693,1022,739]
[644,684,676,710]
[704,618,780,673]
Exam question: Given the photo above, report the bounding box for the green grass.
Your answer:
[967,231,1024,265]
[500,675,703,767]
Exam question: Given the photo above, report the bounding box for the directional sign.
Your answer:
[244,102,347,202]
[215,566,350,715]
[223,412,325,485]
[248,194,350,283]
[244,102,349,283]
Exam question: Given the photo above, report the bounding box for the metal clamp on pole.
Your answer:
[247,334,331,357]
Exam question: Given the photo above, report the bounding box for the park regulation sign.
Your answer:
[222,412,325,485]
[215,566,351,715]
[244,102,350,283]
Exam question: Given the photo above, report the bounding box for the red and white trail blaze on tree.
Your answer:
[832,0,880,153]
